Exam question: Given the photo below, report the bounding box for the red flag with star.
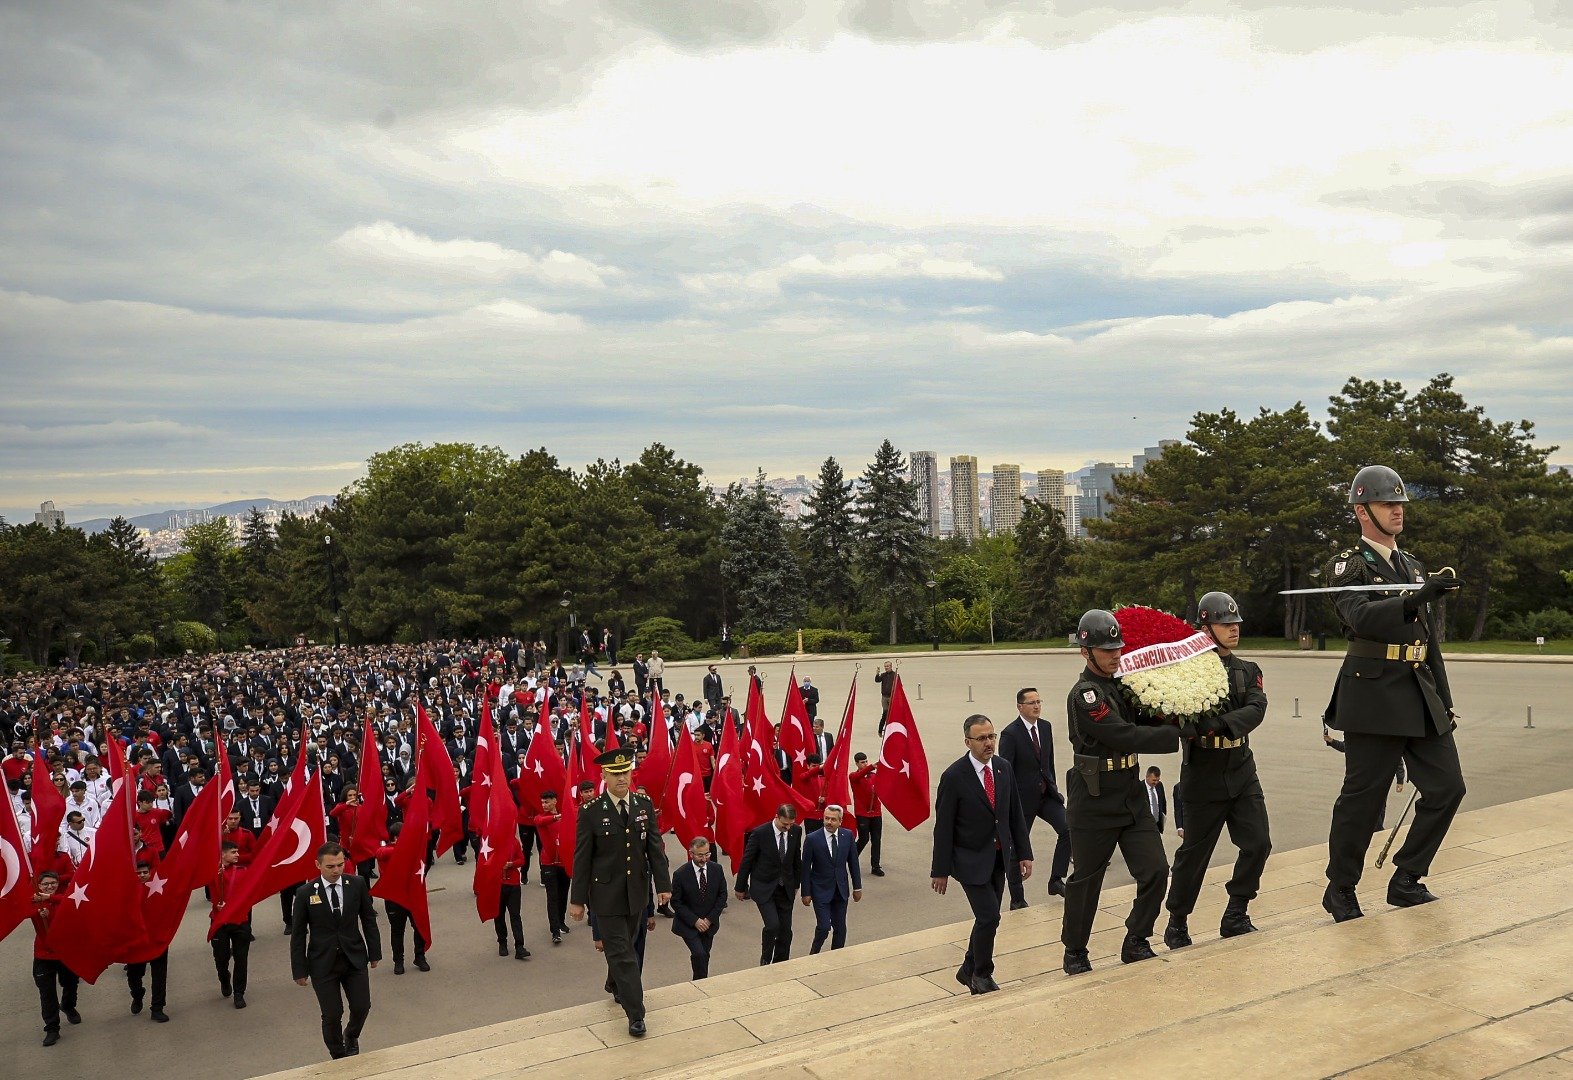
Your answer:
[417,703,464,856]
[711,707,747,873]
[779,669,814,779]
[742,678,816,827]
[874,675,931,830]
[514,713,568,819]
[577,693,602,790]
[210,758,324,935]
[371,786,434,950]
[350,712,389,864]
[471,699,517,922]
[822,677,859,838]
[0,784,35,942]
[636,694,674,818]
[660,723,713,851]
[29,751,66,874]
[558,746,581,881]
[45,767,148,982]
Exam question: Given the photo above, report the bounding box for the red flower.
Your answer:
[1114,606,1195,652]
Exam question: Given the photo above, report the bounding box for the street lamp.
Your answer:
[926,580,939,652]
[324,534,342,647]
[558,591,575,662]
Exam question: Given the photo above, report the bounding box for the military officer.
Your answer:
[1060,610,1182,976]
[1163,591,1272,948]
[1322,465,1465,922]
[570,747,672,1037]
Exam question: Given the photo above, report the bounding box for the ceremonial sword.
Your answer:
[1279,566,1460,596]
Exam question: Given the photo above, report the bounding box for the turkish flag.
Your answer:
[822,678,858,838]
[471,700,517,922]
[470,697,497,835]
[29,752,65,874]
[742,678,816,827]
[417,703,464,856]
[636,695,674,816]
[46,770,148,982]
[514,715,568,818]
[210,761,324,935]
[558,748,581,880]
[710,711,747,873]
[121,858,191,964]
[661,724,713,851]
[0,783,35,942]
[371,788,434,950]
[577,694,601,790]
[213,727,237,821]
[103,733,127,792]
[162,758,224,897]
[874,675,932,830]
[779,670,814,778]
[350,713,389,864]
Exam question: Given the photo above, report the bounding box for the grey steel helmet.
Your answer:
[1348,465,1408,505]
[1197,591,1243,625]
[1076,609,1125,649]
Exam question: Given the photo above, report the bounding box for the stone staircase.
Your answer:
[257,790,1573,1080]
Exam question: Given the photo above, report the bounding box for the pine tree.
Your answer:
[855,440,930,645]
[719,473,806,634]
[800,457,858,630]
[1015,500,1075,638]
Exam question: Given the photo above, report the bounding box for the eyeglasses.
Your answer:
[966,733,997,742]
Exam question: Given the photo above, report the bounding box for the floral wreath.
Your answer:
[1114,606,1229,724]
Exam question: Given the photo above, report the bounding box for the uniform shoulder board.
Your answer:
[1327,551,1366,586]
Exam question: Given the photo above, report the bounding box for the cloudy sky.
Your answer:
[4,0,1572,523]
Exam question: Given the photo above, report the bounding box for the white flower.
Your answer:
[1121,652,1228,722]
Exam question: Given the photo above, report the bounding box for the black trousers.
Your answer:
[279,886,295,928]
[755,886,795,964]
[541,865,569,933]
[1060,814,1168,950]
[596,911,647,1022]
[495,883,524,949]
[855,816,884,869]
[516,824,538,876]
[809,894,849,953]
[1167,791,1272,916]
[386,901,426,962]
[1328,729,1464,887]
[1010,796,1071,903]
[211,923,251,994]
[34,958,79,1033]
[959,850,1006,978]
[126,953,169,1010]
[676,925,716,979]
[312,955,372,1057]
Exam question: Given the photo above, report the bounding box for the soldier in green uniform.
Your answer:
[1060,610,1183,976]
[1163,591,1272,949]
[1322,465,1466,923]
[570,747,672,1037]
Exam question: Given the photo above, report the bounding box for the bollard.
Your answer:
[1293,697,1301,718]
[1526,706,1535,730]
[916,683,922,701]
[967,685,974,703]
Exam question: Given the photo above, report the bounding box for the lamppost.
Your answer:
[926,580,939,652]
[324,534,342,647]
[558,590,575,661]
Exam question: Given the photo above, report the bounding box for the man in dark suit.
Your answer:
[702,666,724,710]
[734,805,802,965]
[799,804,862,953]
[997,687,1070,907]
[570,747,672,1038]
[238,781,274,836]
[669,836,727,979]
[631,654,650,698]
[810,718,833,763]
[290,842,382,1060]
[1144,767,1168,832]
[931,713,1034,994]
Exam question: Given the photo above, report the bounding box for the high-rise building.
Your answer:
[910,450,941,537]
[34,501,65,528]
[950,456,981,543]
[1035,468,1081,538]
[989,464,1022,534]
[1077,462,1134,525]
[1133,441,1181,472]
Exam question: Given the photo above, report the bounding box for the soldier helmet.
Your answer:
[1076,609,1125,649]
[1348,465,1408,505]
[1197,591,1243,625]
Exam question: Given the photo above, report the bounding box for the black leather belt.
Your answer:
[1194,736,1244,749]
[1347,638,1428,664]
[1101,754,1137,771]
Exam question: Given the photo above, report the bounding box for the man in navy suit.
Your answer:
[669,836,728,979]
[799,804,862,953]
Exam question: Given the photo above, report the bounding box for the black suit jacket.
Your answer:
[290,875,382,981]
[997,715,1059,820]
[1144,781,1167,831]
[670,860,728,934]
[735,821,802,901]
[930,755,1034,886]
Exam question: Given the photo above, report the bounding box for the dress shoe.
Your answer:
[219,975,232,998]
[346,1040,360,1056]
[552,933,562,945]
[515,947,531,960]
[657,903,675,918]
[414,956,430,972]
[1163,917,1192,950]
[604,975,616,994]
[131,996,144,1015]
[454,855,467,865]
[64,1007,82,1025]
[1388,870,1439,908]
[152,1009,170,1023]
[954,963,974,988]
[1062,949,1092,976]
[968,975,1000,995]
[234,992,247,1010]
[1120,935,1157,964]
[628,1019,647,1038]
[1047,878,1066,897]
[393,960,405,975]
[330,1049,347,1060]
[44,1031,60,1047]
[871,867,885,877]
[499,941,509,956]
[1220,906,1258,938]
[1009,899,1029,911]
[1322,882,1364,923]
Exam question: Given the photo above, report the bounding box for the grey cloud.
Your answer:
[1324,178,1573,222]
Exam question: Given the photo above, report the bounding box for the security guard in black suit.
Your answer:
[1322,465,1466,923]
[570,747,672,1038]
[1163,591,1272,949]
[1060,609,1182,976]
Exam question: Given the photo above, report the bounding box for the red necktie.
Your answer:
[982,764,995,808]
[1030,723,1042,759]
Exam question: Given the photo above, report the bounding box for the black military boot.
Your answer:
[1062,948,1092,976]
[1163,916,1192,950]
[1219,899,1257,938]
[1120,934,1157,964]
[1322,882,1363,923]
[1387,869,1439,907]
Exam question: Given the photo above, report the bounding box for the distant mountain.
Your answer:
[73,496,335,535]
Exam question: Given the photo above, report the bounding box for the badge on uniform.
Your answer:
[1335,560,1347,576]
[1082,690,1097,705]
[309,894,322,905]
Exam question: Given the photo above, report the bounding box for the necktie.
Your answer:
[828,831,836,860]
[330,883,341,916]
[982,764,996,809]
[698,865,709,900]
[617,799,628,824]
[778,830,786,860]
[1029,723,1042,760]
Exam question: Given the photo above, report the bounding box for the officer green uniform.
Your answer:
[570,748,672,1033]
[1060,610,1181,975]
[1163,591,1272,949]
[1322,465,1466,922]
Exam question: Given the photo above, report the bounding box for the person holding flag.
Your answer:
[210,840,252,1007]
[30,870,78,1046]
